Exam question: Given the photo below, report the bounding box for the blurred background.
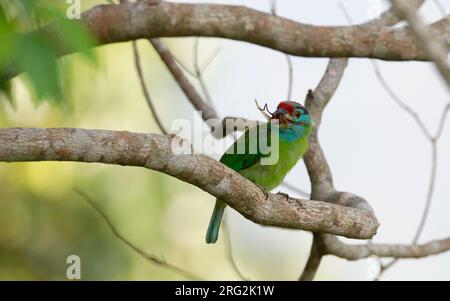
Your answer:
[0,0,449,280]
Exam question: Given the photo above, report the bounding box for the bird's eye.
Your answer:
[295,112,301,118]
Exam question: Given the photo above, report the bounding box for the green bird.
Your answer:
[206,101,312,244]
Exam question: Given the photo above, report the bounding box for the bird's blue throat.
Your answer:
[276,124,311,142]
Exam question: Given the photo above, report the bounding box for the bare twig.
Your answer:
[149,39,218,121]
[172,55,196,77]
[298,234,325,281]
[413,144,438,244]
[371,67,450,280]
[73,188,204,281]
[193,38,216,104]
[269,0,294,100]
[164,38,219,106]
[285,55,294,100]
[222,218,250,281]
[371,62,432,138]
[200,47,221,74]
[435,103,450,140]
[132,41,169,135]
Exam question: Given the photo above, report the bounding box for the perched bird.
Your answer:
[206,101,312,244]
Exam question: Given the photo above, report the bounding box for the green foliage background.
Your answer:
[0,0,240,280]
[0,0,96,104]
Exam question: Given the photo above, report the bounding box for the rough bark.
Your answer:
[0,127,379,239]
[2,0,449,81]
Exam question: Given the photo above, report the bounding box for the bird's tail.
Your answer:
[205,199,227,244]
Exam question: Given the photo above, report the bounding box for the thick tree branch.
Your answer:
[391,0,450,88]
[299,61,347,280]
[67,2,450,61]
[0,127,379,239]
[2,0,449,81]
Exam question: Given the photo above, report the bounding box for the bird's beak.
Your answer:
[271,108,293,124]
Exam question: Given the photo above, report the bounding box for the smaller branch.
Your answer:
[369,68,449,268]
[74,188,204,281]
[298,234,325,281]
[161,38,220,105]
[193,38,215,104]
[172,55,196,77]
[132,41,169,135]
[337,2,353,24]
[434,103,450,140]
[377,258,397,279]
[340,4,432,140]
[199,47,221,74]
[269,0,277,15]
[324,235,450,260]
[222,218,250,281]
[412,143,437,244]
[285,52,293,100]
[369,77,449,278]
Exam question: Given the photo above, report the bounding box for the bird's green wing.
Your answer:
[220,123,272,171]
[207,123,273,243]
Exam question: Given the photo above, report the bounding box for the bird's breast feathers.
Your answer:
[238,135,309,190]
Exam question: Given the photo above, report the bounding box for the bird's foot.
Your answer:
[257,186,269,200]
[276,191,290,201]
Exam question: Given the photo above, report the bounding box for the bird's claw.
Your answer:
[276,191,290,201]
[257,186,269,200]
